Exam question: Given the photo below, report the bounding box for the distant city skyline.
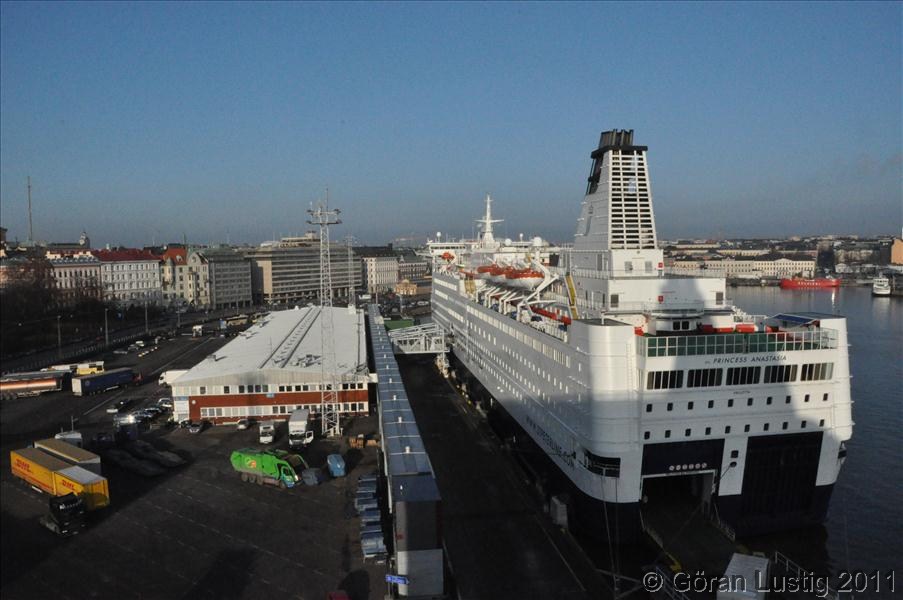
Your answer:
[1,2,900,247]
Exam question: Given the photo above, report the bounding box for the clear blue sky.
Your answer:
[1,1,900,247]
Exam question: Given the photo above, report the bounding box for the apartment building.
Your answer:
[93,249,162,305]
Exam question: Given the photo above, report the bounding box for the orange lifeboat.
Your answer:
[530,305,572,326]
[505,268,544,290]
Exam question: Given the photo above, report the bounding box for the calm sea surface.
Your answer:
[730,286,902,590]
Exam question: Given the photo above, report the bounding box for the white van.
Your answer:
[259,421,276,444]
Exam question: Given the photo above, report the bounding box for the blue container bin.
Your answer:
[326,454,346,478]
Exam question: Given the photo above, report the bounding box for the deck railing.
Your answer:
[638,328,838,357]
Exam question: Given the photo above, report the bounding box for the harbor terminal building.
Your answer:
[172,306,370,425]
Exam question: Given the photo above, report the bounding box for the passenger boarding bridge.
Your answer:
[368,306,444,598]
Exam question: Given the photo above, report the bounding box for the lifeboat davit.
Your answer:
[505,268,544,289]
[440,251,455,262]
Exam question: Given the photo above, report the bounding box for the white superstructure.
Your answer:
[429,130,853,538]
[872,276,891,296]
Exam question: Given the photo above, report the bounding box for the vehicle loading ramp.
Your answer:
[641,493,737,577]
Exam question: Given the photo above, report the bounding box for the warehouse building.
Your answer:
[172,305,370,425]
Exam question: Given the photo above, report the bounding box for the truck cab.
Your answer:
[287,409,314,447]
[259,421,276,444]
[39,493,86,537]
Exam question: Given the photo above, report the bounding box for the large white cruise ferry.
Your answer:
[428,130,853,539]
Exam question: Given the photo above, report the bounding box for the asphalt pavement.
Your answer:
[1,334,387,600]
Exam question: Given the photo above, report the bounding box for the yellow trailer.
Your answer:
[9,448,110,510]
[10,447,70,495]
[53,466,110,510]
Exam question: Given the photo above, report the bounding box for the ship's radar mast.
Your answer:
[476,194,503,248]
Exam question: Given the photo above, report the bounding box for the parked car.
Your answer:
[130,410,152,422]
[143,406,163,417]
[113,349,129,355]
[187,421,204,434]
[106,398,133,414]
[236,418,250,430]
[157,397,173,409]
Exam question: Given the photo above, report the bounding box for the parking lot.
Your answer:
[1,335,387,600]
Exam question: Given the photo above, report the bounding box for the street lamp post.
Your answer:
[57,315,62,358]
[144,299,149,335]
[104,308,109,346]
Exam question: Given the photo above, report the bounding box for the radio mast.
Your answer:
[27,176,34,242]
[307,193,342,437]
[345,234,356,308]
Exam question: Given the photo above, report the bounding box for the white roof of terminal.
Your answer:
[176,306,366,384]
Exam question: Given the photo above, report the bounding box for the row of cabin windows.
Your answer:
[197,382,365,395]
[646,362,834,390]
[643,418,825,440]
[646,392,830,413]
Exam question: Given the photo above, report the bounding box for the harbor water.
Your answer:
[729,285,902,594]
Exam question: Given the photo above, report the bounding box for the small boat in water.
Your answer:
[872,276,891,297]
[779,277,841,289]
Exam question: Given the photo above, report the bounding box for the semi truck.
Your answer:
[10,448,110,510]
[288,409,314,447]
[229,448,308,489]
[72,368,139,396]
[158,369,189,386]
[39,493,87,537]
[34,438,102,475]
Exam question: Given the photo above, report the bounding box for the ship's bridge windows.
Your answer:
[764,364,797,384]
[726,366,761,386]
[646,370,683,390]
[801,362,833,381]
[687,368,723,388]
